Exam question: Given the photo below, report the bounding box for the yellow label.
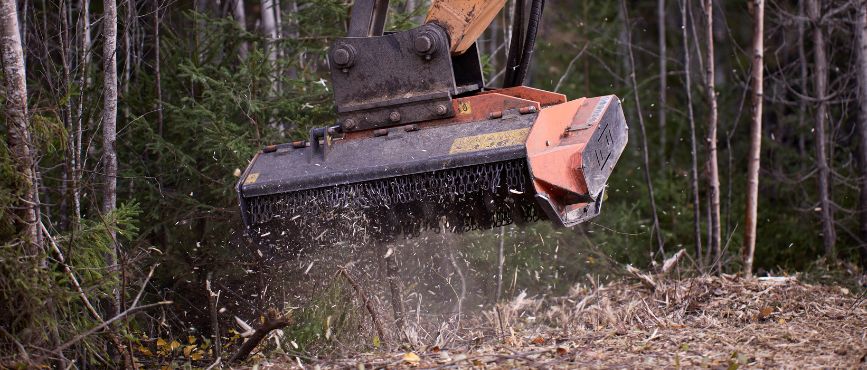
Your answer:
[244,172,260,185]
[457,101,472,115]
[449,128,530,154]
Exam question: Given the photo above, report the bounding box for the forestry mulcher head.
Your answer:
[236,0,628,248]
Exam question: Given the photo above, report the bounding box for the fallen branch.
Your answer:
[627,249,687,290]
[338,267,386,342]
[228,308,291,363]
[626,265,657,289]
[660,249,687,276]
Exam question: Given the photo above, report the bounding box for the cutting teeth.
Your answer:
[245,159,541,250]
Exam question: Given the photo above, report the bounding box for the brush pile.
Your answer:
[254,274,866,368]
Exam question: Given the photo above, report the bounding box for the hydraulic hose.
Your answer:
[503,0,525,87]
[510,0,544,87]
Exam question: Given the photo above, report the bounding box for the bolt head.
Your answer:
[333,48,351,65]
[389,111,401,122]
[435,104,448,115]
[343,118,357,130]
[415,35,433,53]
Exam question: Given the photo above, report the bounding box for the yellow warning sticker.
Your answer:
[244,172,260,185]
[449,128,530,154]
[457,101,472,115]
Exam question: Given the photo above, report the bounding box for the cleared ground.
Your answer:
[252,275,866,369]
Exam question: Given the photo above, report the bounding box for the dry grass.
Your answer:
[251,275,866,369]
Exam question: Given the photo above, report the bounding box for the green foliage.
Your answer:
[0,203,140,366]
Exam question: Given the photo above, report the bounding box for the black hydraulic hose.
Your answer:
[503,0,525,87]
[511,0,544,87]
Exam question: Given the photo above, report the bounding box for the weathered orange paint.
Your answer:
[425,0,507,54]
[480,86,567,107]
[525,96,616,218]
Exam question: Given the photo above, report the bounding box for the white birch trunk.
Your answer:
[743,0,764,277]
[705,0,721,272]
[261,0,277,61]
[1,0,39,253]
[102,0,119,285]
[232,0,248,59]
[73,0,91,225]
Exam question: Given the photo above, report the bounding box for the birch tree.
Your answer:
[856,0,867,266]
[232,0,248,59]
[744,0,764,277]
[705,0,721,272]
[806,0,836,259]
[1,0,39,253]
[261,0,277,72]
[680,0,702,267]
[103,0,119,285]
[72,0,91,225]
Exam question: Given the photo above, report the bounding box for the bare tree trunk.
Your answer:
[122,0,133,123]
[621,0,665,259]
[382,245,406,334]
[705,0,721,273]
[1,0,40,254]
[856,0,867,267]
[680,0,702,268]
[73,0,91,226]
[103,0,120,311]
[743,0,764,278]
[496,226,505,303]
[154,0,163,136]
[261,0,277,70]
[806,0,836,260]
[60,0,73,231]
[797,0,808,156]
[231,0,248,59]
[658,0,667,163]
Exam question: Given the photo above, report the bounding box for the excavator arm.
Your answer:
[425,0,507,54]
[349,0,515,55]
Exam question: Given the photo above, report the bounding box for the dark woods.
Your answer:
[1,0,866,367]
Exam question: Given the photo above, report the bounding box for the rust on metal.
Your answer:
[480,86,567,107]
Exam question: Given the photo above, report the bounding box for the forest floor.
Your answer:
[243,274,867,369]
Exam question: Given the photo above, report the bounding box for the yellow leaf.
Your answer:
[187,335,197,344]
[156,338,168,348]
[138,346,153,357]
[402,352,421,364]
[183,345,194,358]
[191,351,203,361]
[372,335,380,349]
[757,306,773,320]
[170,340,181,351]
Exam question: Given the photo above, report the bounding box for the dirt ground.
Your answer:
[246,275,866,369]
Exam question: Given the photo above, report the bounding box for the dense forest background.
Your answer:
[2,0,867,367]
